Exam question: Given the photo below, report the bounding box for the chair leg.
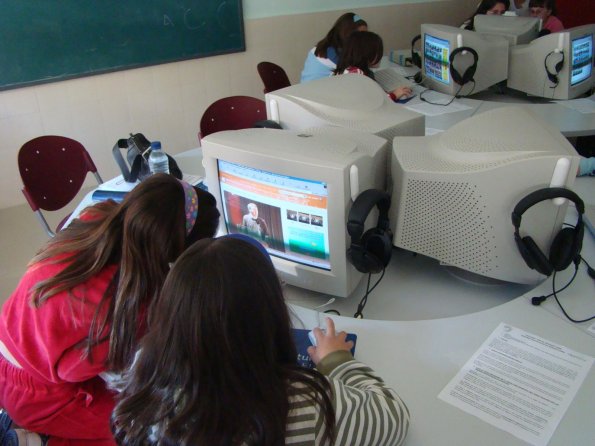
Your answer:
[33,210,56,238]
[93,171,104,184]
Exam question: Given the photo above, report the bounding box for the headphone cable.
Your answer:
[545,258,595,323]
[354,268,386,319]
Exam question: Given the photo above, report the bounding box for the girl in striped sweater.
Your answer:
[112,235,409,445]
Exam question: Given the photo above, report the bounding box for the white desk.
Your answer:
[71,151,594,446]
[382,63,595,137]
[287,177,595,445]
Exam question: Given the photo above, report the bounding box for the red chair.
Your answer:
[198,96,267,143]
[18,135,103,237]
[257,61,291,94]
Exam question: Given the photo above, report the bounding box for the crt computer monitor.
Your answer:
[201,127,389,298]
[265,74,425,142]
[389,106,579,285]
[507,25,595,100]
[474,15,541,45]
[421,24,510,96]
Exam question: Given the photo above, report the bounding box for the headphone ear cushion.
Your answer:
[347,244,373,274]
[361,228,392,273]
[461,65,477,84]
[450,66,463,85]
[549,228,576,271]
[523,236,553,276]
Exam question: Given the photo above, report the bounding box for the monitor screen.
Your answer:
[420,24,509,96]
[217,159,330,270]
[424,34,450,84]
[201,127,389,297]
[571,33,593,86]
[507,24,595,99]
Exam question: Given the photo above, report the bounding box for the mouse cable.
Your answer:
[419,82,465,106]
[354,267,386,319]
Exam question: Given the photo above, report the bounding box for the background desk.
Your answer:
[386,63,595,138]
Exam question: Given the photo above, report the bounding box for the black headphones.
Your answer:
[347,189,393,274]
[449,47,479,86]
[410,34,422,68]
[511,187,584,277]
[544,50,565,85]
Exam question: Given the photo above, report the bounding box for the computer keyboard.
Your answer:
[374,68,416,91]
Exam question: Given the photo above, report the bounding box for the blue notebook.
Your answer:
[291,328,357,369]
[91,176,208,203]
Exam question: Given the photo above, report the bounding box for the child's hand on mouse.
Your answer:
[392,86,412,99]
[307,317,354,365]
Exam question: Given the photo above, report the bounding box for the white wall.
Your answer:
[0,1,477,210]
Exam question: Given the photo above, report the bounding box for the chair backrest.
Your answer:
[257,61,291,94]
[18,135,100,212]
[199,96,267,140]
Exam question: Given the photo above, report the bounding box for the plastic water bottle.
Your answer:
[148,141,170,175]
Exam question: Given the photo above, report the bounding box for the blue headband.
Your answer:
[220,233,273,265]
[353,14,362,22]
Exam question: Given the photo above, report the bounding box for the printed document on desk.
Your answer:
[438,323,593,446]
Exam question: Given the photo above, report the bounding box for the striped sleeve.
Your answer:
[321,358,410,446]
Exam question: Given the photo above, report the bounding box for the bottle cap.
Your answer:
[150,141,162,150]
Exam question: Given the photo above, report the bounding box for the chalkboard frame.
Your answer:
[0,1,245,91]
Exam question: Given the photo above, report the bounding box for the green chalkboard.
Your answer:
[0,1,245,90]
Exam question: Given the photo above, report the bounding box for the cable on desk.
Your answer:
[419,82,474,107]
[533,256,595,323]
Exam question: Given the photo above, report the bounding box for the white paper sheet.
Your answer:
[438,323,594,446]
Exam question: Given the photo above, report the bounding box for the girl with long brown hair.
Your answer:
[112,235,409,445]
[0,174,220,445]
[334,31,413,102]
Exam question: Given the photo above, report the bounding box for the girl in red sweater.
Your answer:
[0,174,219,445]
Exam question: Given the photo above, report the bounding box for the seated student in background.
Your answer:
[0,174,220,445]
[529,0,563,34]
[300,12,367,83]
[578,157,595,176]
[112,235,410,445]
[334,31,413,101]
[509,0,530,16]
[461,0,510,30]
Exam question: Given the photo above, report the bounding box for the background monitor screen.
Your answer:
[571,33,593,86]
[424,34,450,84]
[507,24,595,99]
[218,160,330,270]
[420,24,509,96]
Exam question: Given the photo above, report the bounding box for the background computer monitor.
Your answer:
[265,74,425,142]
[421,24,509,96]
[474,15,541,45]
[507,25,595,100]
[389,106,579,285]
[202,127,389,297]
